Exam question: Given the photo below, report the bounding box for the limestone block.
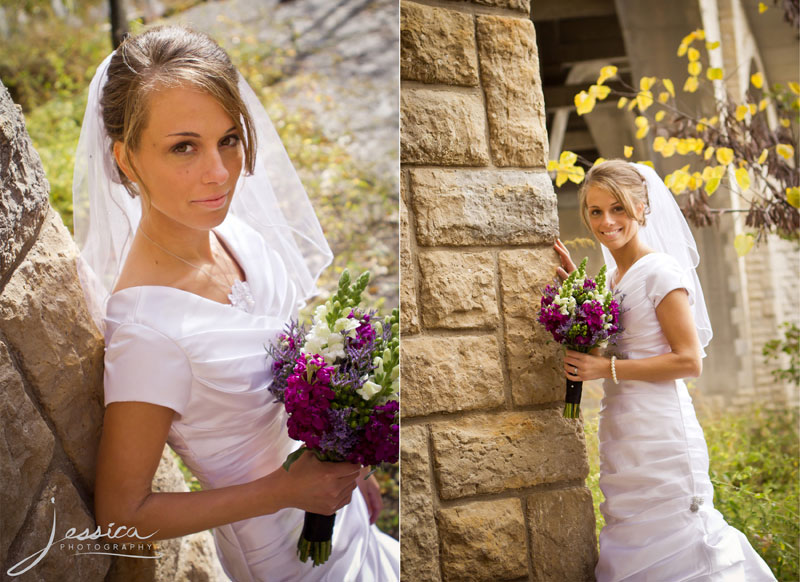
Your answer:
[476,15,547,167]
[402,336,505,417]
[471,0,530,12]
[0,209,105,489]
[410,169,557,247]
[499,249,563,405]
[401,88,490,165]
[437,498,528,581]
[527,488,598,582]
[0,79,50,281]
[431,409,589,499]
[418,251,498,329]
[400,190,420,335]
[0,340,54,559]
[401,2,479,86]
[400,424,441,582]
[5,470,110,581]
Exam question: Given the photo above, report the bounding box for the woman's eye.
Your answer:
[221,134,240,147]
[613,206,625,213]
[171,142,195,154]
[590,210,601,216]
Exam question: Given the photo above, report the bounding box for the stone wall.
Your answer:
[400,2,597,580]
[0,80,221,581]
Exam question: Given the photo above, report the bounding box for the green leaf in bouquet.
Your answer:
[282,446,308,472]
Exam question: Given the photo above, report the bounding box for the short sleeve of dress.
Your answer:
[104,323,192,416]
[644,254,694,309]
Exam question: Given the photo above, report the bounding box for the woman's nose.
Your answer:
[202,149,229,185]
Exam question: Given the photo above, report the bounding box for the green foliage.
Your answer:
[585,409,799,580]
[374,463,398,539]
[763,322,800,386]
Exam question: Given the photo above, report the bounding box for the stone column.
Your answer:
[0,80,220,581]
[400,2,598,581]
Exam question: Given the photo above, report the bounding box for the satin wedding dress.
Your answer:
[596,252,775,582]
[102,215,399,582]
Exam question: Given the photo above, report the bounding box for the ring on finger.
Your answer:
[572,365,578,375]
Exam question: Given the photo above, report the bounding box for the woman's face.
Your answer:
[585,185,642,251]
[118,84,244,233]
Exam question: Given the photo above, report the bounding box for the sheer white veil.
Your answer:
[600,162,713,356]
[73,51,333,332]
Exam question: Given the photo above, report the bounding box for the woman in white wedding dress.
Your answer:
[74,26,398,582]
[554,160,775,582]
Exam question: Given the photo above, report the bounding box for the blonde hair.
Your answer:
[100,26,256,197]
[577,159,649,231]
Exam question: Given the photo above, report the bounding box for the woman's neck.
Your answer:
[608,235,652,274]
[138,209,215,265]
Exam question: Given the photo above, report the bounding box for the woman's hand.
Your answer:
[554,238,576,280]
[281,452,361,516]
[357,468,383,525]
[564,349,610,381]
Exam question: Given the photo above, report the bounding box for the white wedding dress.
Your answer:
[102,215,399,582]
[596,252,775,582]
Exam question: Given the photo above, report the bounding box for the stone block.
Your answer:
[0,209,105,489]
[499,249,563,405]
[5,470,110,581]
[401,89,490,165]
[402,336,505,417]
[0,79,50,281]
[471,0,530,12]
[418,251,498,329]
[401,3,479,86]
[410,169,557,246]
[431,409,589,499]
[400,191,420,335]
[527,487,598,582]
[400,424,441,582]
[0,340,54,559]
[477,15,548,167]
[438,498,528,581]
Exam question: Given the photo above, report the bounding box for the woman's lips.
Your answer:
[192,193,228,209]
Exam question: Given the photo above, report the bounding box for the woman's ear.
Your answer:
[113,141,136,183]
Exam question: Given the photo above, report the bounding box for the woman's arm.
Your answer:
[563,288,702,383]
[95,402,360,541]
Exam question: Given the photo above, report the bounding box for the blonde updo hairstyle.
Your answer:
[100,26,257,198]
[577,159,650,232]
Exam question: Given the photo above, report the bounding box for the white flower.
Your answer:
[313,303,329,322]
[334,317,360,337]
[356,380,382,400]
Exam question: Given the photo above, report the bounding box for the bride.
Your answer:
[74,26,399,581]
[554,159,775,581]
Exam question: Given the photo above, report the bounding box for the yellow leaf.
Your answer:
[617,97,629,109]
[684,76,699,93]
[624,146,633,158]
[707,67,724,80]
[658,91,670,104]
[556,171,569,187]
[635,116,650,139]
[663,78,675,97]
[787,187,800,208]
[688,48,700,62]
[680,32,697,47]
[758,149,768,164]
[712,165,726,179]
[735,104,748,122]
[560,150,578,165]
[697,122,706,132]
[593,157,607,166]
[640,77,657,91]
[575,91,596,115]
[696,29,705,40]
[705,176,721,195]
[568,166,586,184]
[653,136,667,152]
[688,172,703,190]
[688,61,702,76]
[716,147,734,165]
[547,160,559,171]
[776,144,794,159]
[706,41,720,50]
[662,137,678,158]
[636,160,655,169]
[780,118,791,127]
[676,139,693,155]
[750,72,764,89]
[589,84,611,100]
[758,2,768,13]
[748,104,757,115]
[677,42,689,57]
[655,110,666,122]
[734,233,755,257]
[789,82,800,95]
[702,165,715,181]
[628,98,638,111]
[704,147,715,161]
[597,65,618,85]
[759,98,769,111]
[636,91,654,111]
[735,167,751,191]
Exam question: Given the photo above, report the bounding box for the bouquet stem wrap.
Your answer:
[297,512,336,566]
[564,378,583,418]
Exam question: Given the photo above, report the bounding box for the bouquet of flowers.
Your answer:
[538,257,622,418]
[268,270,399,566]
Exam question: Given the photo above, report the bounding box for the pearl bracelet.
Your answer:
[610,355,619,384]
